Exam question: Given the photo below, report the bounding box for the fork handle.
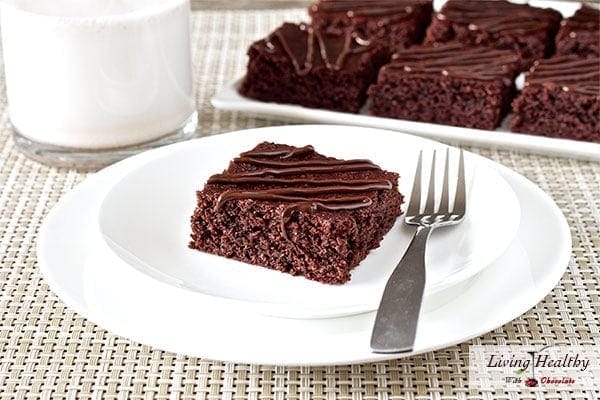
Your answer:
[370,225,432,353]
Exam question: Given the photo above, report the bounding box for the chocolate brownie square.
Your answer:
[424,0,562,69]
[189,142,404,284]
[368,43,520,130]
[510,56,599,142]
[308,0,433,54]
[556,6,600,58]
[239,22,388,113]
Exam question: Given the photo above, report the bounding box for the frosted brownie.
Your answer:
[425,0,562,69]
[239,22,388,113]
[510,56,599,142]
[309,0,433,54]
[556,6,600,58]
[189,142,404,284]
[368,43,520,130]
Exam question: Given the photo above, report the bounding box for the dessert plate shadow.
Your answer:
[96,125,519,318]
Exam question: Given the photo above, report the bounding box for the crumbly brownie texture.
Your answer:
[424,0,562,69]
[556,6,600,58]
[239,22,388,113]
[368,43,520,130]
[308,0,433,54]
[510,56,600,143]
[189,142,404,284]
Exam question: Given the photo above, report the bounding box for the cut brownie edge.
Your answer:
[240,44,383,113]
[510,56,600,142]
[189,142,404,284]
[239,23,389,113]
[368,75,514,130]
[367,44,519,130]
[510,86,600,143]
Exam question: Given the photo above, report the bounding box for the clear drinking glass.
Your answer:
[1,0,197,169]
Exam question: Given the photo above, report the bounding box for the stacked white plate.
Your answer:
[39,125,571,365]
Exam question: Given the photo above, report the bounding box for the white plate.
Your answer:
[210,0,599,162]
[97,126,520,318]
[212,79,600,162]
[38,128,571,365]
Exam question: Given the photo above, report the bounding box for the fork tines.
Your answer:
[406,149,466,219]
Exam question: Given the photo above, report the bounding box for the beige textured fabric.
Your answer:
[0,8,599,400]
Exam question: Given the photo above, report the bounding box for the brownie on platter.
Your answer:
[424,0,562,69]
[239,22,388,113]
[556,6,600,58]
[368,43,520,130]
[510,56,600,143]
[189,142,404,285]
[308,0,433,54]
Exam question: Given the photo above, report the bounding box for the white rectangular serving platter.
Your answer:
[211,0,600,161]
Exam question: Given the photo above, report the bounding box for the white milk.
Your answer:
[1,0,196,149]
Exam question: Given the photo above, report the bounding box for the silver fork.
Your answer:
[370,148,467,353]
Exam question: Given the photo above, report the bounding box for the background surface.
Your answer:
[0,3,598,399]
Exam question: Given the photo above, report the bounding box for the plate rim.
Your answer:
[95,125,521,318]
[37,126,572,365]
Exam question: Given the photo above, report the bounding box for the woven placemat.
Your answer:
[0,8,598,400]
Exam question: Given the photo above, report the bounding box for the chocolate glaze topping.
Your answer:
[561,6,600,31]
[526,56,600,96]
[234,156,376,168]
[210,145,394,241]
[239,145,315,158]
[387,43,519,81]
[438,0,561,34]
[310,0,428,18]
[263,23,372,76]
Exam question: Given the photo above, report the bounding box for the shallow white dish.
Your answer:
[210,0,599,161]
[97,125,520,318]
[212,79,600,162]
[38,127,571,365]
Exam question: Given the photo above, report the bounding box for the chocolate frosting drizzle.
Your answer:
[388,43,519,81]
[526,56,600,96]
[311,0,429,18]
[265,23,372,76]
[209,145,393,241]
[562,6,600,31]
[438,0,561,34]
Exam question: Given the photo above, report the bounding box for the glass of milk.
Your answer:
[1,0,197,168]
